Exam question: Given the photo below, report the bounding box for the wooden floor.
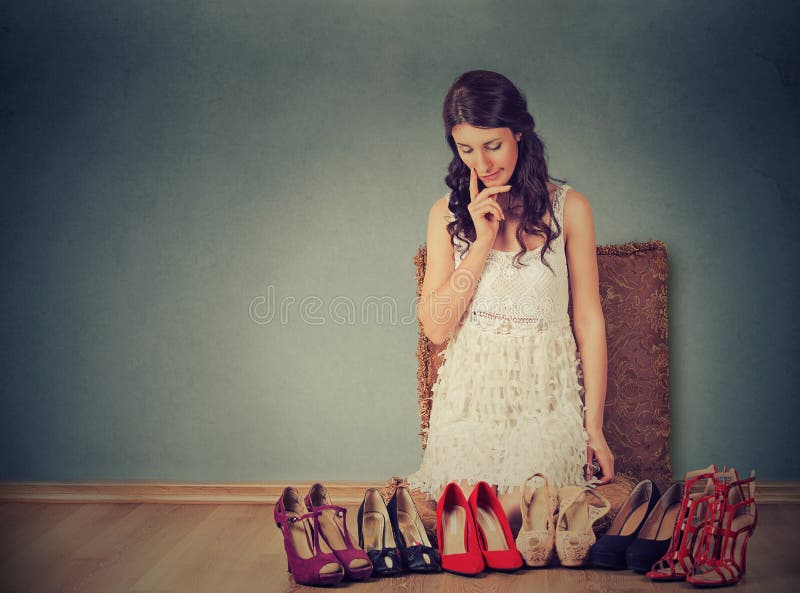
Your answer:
[0,502,798,593]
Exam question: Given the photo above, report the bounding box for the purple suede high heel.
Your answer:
[305,483,374,581]
[274,486,345,586]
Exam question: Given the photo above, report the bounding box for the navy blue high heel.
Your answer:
[589,479,660,569]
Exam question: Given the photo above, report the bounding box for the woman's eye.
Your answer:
[461,144,501,154]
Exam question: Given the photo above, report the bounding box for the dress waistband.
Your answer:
[462,310,573,336]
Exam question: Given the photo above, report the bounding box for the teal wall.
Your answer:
[2,1,798,483]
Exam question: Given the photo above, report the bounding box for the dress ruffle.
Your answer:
[406,319,593,498]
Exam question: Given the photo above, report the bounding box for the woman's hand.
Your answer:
[467,167,510,245]
[586,430,615,484]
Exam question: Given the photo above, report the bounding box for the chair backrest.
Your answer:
[413,240,673,491]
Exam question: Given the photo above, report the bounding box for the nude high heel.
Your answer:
[555,485,611,567]
[515,473,559,567]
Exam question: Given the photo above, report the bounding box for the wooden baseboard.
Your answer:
[1,481,798,505]
[0,481,387,504]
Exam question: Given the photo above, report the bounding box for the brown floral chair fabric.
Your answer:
[384,240,672,540]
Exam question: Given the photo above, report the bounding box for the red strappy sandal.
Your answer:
[646,464,718,581]
[274,486,345,586]
[686,469,757,588]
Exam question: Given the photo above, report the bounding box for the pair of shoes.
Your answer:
[274,484,372,586]
[437,481,523,576]
[589,479,660,569]
[358,486,441,576]
[685,468,757,587]
[554,484,612,567]
[515,474,613,568]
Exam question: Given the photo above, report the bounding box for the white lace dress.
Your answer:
[407,184,593,498]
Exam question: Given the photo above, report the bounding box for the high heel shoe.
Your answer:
[273,486,345,586]
[387,486,441,572]
[468,481,523,571]
[555,485,611,567]
[647,464,718,581]
[589,479,660,569]
[515,473,558,567]
[686,469,757,588]
[625,481,684,572]
[304,482,373,581]
[436,482,485,576]
[357,488,403,577]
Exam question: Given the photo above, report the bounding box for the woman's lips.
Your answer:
[481,170,501,180]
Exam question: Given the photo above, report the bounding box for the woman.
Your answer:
[406,70,614,530]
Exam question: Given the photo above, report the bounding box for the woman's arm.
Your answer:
[418,195,493,345]
[563,188,615,483]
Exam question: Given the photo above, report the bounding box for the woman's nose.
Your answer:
[474,151,492,171]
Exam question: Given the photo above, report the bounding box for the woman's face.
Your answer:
[451,123,522,187]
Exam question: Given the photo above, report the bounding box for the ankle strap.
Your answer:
[274,507,327,555]
[275,505,321,526]
[311,503,348,516]
[522,473,553,508]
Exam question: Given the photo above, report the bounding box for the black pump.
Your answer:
[357,488,404,576]
[589,479,661,569]
[387,486,441,573]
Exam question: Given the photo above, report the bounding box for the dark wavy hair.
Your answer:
[442,70,566,270]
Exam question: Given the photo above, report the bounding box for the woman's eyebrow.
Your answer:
[455,137,502,147]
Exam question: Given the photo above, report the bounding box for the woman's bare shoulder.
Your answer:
[563,186,591,211]
[429,192,452,219]
[562,186,594,241]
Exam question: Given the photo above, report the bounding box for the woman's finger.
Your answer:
[478,185,512,202]
[584,446,595,480]
[472,201,504,221]
[469,167,479,201]
[596,450,615,484]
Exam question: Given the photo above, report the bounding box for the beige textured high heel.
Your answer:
[516,473,559,567]
[555,486,611,567]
